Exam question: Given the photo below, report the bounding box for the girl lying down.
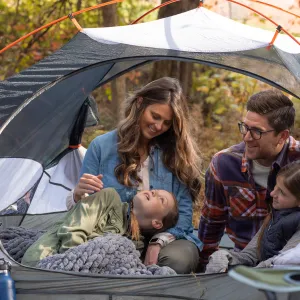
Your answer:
[22,187,178,268]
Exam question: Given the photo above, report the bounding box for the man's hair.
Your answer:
[247,89,295,133]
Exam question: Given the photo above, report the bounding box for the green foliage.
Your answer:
[191,65,265,129]
[0,0,157,80]
[118,0,157,25]
[82,128,107,147]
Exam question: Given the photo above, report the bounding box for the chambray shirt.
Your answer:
[80,130,203,250]
[198,136,300,261]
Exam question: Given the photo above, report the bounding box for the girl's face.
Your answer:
[271,175,299,210]
[139,103,173,144]
[132,189,175,230]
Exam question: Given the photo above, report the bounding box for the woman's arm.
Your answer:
[70,138,104,204]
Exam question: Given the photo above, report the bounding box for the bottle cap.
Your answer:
[0,258,11,271]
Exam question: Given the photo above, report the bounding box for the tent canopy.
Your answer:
[1,6,300,213]
[0,6,300,299]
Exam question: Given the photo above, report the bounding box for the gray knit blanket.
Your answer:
[0,227,176,275]
[38,234,177,276]
[0,227,45,262]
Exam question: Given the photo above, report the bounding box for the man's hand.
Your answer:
[144,244,162,265]
[74,173,104,202]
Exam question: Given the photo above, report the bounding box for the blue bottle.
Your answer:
[0,258,16,300]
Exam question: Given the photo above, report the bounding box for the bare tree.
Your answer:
[151,0,199,97]
[101,0,126,123]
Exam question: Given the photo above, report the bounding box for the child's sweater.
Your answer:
[260,208,300,260]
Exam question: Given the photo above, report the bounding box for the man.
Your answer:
[198,89,300,264]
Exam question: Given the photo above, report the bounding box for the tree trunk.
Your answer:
[102,1,126,123]
[151,0,199,97]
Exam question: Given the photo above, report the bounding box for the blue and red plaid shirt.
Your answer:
[198,136,300,262]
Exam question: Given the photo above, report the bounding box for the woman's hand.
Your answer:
[144,244,162,265]
[74,173,104,202]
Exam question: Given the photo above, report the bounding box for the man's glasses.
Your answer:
[238,122,275,140]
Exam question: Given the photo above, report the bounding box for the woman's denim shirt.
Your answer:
[80,130,203,250]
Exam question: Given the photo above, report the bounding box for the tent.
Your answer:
[1,5,300,300]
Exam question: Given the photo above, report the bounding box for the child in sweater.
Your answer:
[22,187,178,267]
[206,162,300,273]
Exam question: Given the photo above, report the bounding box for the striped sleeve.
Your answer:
[198,156,228,263]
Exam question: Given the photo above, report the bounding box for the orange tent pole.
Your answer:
[130,0,204,24]
[0,0,123,55]
[226,0,300,46]
[130,0,181,25]
[247,0,300,19]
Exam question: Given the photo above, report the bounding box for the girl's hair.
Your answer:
[257,162,300,258]
[129,193,179,241]
[115,77,202,202]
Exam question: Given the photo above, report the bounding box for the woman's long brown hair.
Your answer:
[115,77,203,202]
[257,162,300,258]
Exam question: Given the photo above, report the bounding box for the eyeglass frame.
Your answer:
[238,121,275,140]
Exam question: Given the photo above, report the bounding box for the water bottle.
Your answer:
[0,258,16,300]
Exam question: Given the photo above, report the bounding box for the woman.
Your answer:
[205,162,300,273]
[67,77,203,273]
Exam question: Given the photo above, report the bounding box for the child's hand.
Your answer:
[205,249,231,274]
[144,244,162,265]
[74,174,104,202]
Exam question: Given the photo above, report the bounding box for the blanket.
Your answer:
[0,226,45,262]
[0,227,176,275]
[38,233,176,275]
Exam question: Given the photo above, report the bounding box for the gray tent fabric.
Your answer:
[0,239,295,300]
[38,234,176,276]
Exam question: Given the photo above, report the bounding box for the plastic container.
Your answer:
[0,258,16,300]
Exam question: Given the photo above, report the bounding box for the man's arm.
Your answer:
[198,157,228,263]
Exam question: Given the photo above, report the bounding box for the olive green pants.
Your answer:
[157,240,200,274]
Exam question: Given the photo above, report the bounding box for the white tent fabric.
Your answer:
[0,158,43,211]
[0,147,85,215]
[83,8,300,54]
[27,147,86,214]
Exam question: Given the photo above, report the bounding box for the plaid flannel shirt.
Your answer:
[198,136,300,263]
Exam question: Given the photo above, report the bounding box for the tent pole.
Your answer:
[0,0,123,55]
[68,14,83,32]
[247,0,300,19]
[130,0,181,25]
[226,0,300,47]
